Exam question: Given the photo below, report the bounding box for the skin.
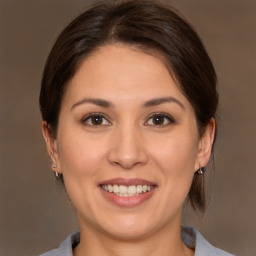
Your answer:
[42,44,215,256]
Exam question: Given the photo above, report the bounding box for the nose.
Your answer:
[107,125,148,170]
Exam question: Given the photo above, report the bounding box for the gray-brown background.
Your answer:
[0,0,255,255]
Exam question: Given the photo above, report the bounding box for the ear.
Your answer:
[41,121,62,174]
[195,118,216,171]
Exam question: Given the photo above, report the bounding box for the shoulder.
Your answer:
[40,228,235,256]
[39,232,80,256]
[182,226,235,256]
[40,249,58,256]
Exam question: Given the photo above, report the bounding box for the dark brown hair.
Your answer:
[40,0,218,212]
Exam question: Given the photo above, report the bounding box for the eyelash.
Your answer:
[145,112,175,126]
[81,112,175,127]
[81,113,111,126]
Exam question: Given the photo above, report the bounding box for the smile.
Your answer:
[99,178,157,207]
[100,184,154,197]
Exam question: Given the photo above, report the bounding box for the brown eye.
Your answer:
[152,115,165,125]
[91,116,103,125]
[145,113,175,126]
[83,114,111,126]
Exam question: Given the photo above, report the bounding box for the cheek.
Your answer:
[148,132,199,174]
[150,135,198,208]
[56,132,108,214]
[57,130,106,177]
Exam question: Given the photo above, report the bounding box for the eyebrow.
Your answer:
[71,96,185,110]
[143,97,185,109]
[71,98,113,110]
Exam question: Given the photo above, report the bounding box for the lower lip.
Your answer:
[100,187,156,207]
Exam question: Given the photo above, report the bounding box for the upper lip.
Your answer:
[99,178,157,186]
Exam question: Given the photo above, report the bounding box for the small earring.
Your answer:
[52,163,57,169]
[54,171,59,177]
[197,167,206,175]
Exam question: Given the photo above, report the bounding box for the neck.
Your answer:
[74,216,194,256]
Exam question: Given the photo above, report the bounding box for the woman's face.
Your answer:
[43,44,214,239]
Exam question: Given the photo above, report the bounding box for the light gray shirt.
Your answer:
[40,226,235,256]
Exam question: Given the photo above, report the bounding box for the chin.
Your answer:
[95,212,165,241]
[104,224,154,241]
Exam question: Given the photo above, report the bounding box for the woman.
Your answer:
[40,1,234,255]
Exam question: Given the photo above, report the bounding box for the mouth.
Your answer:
[98,178,157,207]
[100,184,155,197]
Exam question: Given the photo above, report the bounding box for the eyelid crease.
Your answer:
[81,112,112,126]
[80,112,175,127]
[144,112,176,125]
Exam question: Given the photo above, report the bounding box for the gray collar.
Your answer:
[40,226,235,256]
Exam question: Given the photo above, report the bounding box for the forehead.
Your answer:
[68,45,180,96]
[60,44,194,114]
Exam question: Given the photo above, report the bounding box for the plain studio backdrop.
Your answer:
[0,0,255,255]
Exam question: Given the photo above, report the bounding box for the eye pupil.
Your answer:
[92,116,103,125]
[153,116,164,125]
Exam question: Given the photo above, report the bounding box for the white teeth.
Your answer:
[113,185,119,193]
[128,185,136,194]
[119,185,127,193]
[136,185,143,193]
[101,184,154,196]
[108,185,113,193]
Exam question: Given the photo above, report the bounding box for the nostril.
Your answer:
[108,151,148,170]
[107,131,149,169]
